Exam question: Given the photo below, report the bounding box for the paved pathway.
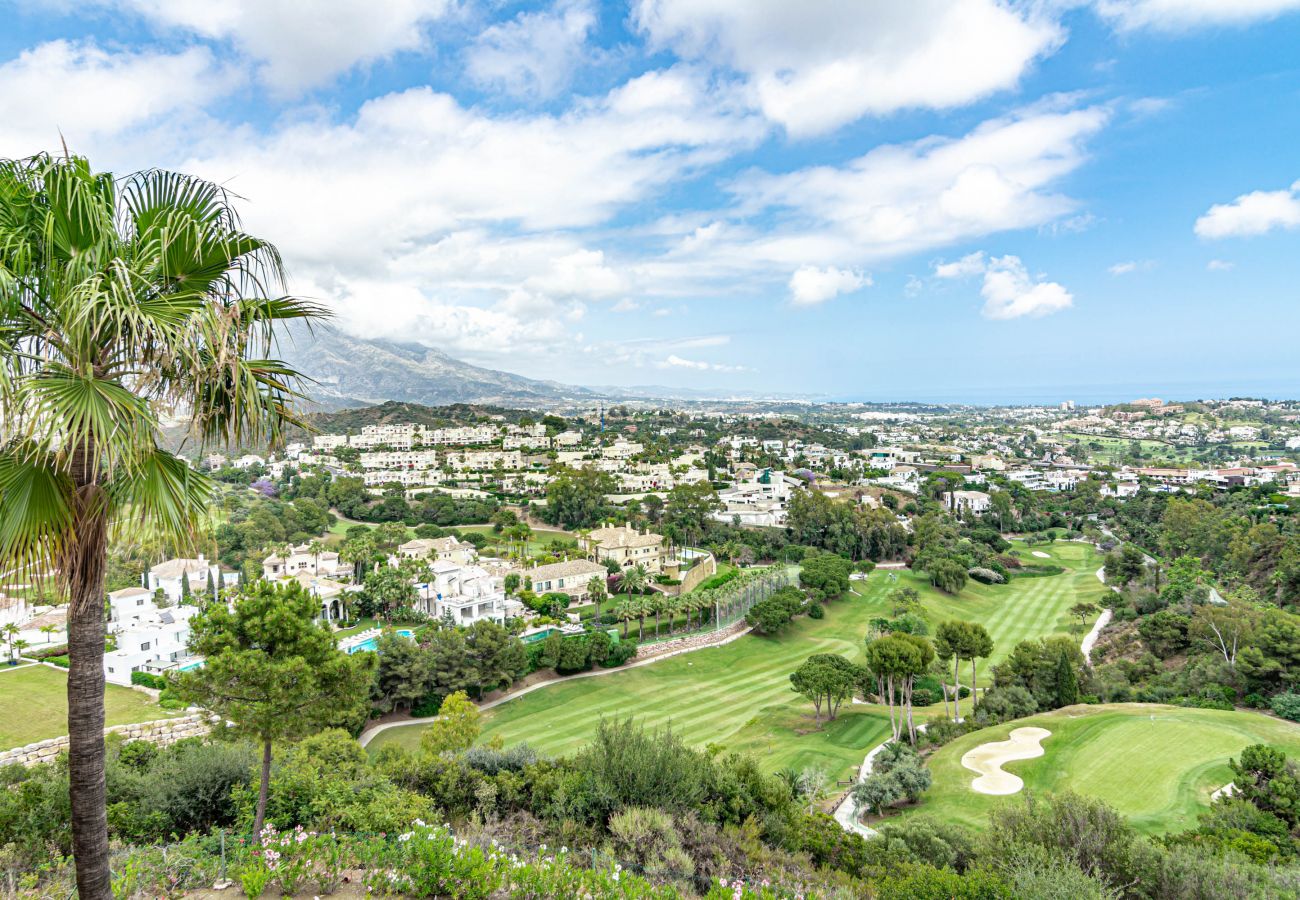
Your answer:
[358,623,755,748]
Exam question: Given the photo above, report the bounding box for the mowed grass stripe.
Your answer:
[368,543,1107,777]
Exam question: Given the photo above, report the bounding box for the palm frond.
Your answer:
[106,446,213,552]
[0,441,74,589]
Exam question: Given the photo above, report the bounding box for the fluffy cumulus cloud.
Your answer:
[633,0,1062,135]
[168,67,764,358]
[98,0,454,92]
[467,0,598,98]
[720,103,1108,269]
[935,252,1074,320]
[1094,0,1300,31]
[1194,181,1300,239]
[787,265,869,306]
[0,40,234,155]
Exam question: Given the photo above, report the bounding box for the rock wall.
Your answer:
[0,713,216,768]
[634,619,749,661]
[677,553,718,594]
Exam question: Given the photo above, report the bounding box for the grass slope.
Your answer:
[865,540,1108,680]
[370,545,1105,777]
[896,704,1300,835]
[0,664,180,750]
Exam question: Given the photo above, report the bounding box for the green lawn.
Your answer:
[0,665,181,750]
[368,546,1106,777]
[866,540,1109,681]
[454,524,576,555]
[892,704,1300,835]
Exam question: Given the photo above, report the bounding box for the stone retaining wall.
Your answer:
[0,712,216,768]
[634,619,748,661]
[677,553,718,594]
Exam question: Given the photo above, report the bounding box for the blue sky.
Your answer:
[2,1,1299,402]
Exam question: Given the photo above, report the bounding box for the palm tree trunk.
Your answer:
[253,739,272,837]
[66,449,112,900]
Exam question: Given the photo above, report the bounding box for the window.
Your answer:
[140,642,151,651]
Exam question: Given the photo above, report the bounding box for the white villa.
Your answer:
[147,555,235,604]
[944,490,993,515]
[415,561,520,625]
[396,536,477,566]
[711,469,798,528]
[581,524,666,573]
[103,604,201,686]
[262,544,350,580]
[513,558,608,600]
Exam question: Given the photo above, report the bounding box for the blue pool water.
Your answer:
[178,659,204,671]
[347,629,413,653]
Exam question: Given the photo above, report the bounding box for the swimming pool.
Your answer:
[346,629,414,653]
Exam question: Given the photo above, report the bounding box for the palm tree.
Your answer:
[586,575,606,623]
[0,154,318,899]
[40,623,58,643]
[12,638,29,662]
[615,598,633,638]
[2,623,19,662]
[307,539,325,575]
[650,592,668,639]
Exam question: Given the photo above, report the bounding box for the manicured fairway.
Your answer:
[369,546,1106,776]
[0,664,181,750]
[864,540,1109,680]
[894,704,1300,835]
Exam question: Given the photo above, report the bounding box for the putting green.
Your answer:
[897,704,1300,834]
[369,544,1108,779]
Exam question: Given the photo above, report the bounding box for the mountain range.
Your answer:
[279,325,597,410]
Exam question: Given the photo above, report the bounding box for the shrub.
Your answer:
[807,602,825,620]
[131,671,167,690]
[1270,691,1300,722]
[928,559,968,595]
[967,567,1004,585]
[48,655,70,668]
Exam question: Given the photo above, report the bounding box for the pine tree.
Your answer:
[1054,650,1079,707]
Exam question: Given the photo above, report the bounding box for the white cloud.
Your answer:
[980,256,1073,320]
[101,0,454,92]
[934,251,988,279]
[467,0,597,98]
[1194,181,1300,239]
[659,354,747,372]
[0,40,234,156]
[169,66,763,353]
[933,252,1073,320]
[1207,259,1235,271]
[788,265,869,306]
[1107,259,1154,275]
[723,104,1108,269]
[1095,0,1300,31]
[633,0,1062,135]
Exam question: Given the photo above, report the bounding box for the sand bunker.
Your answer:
[961,727,1051,795]
[1031,550,1051,559]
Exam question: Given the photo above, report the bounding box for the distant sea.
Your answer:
[836,377,1300,407]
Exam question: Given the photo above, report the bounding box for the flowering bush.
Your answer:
[706,878,806,900]
[360,821,686,899]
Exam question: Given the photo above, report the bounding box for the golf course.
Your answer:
[367,540,1109,779]
[892,704,1300,834]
